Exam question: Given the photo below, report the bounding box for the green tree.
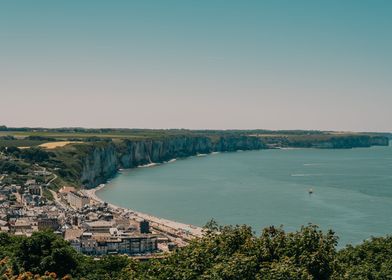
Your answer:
[14,231,79,277]
[334,236,392,279]
[138,224,338,280]
[20,147,52,162]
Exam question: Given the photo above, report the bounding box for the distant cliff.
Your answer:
[54,135,265,188]
[261,135,389,149]
[51,134,389,188]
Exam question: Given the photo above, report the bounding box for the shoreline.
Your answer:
[81,149,280,241]
[81,150,246,241]
[83,144,391,242]
[83,183,204,240]
[83,153,225,241]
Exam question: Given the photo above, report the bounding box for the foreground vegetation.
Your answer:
[0,223,391,279]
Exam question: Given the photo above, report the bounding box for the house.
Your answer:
[10,218,37,235]
[83,220,114,233]
[73,232,158,256]
[67,191,90,209]
[37,217,59,231]
[28,185,42,196]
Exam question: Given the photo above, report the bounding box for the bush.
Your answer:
[0,135,16,140]
[20,148,52,162]
[0,160,25,174]
[25,136,57,141]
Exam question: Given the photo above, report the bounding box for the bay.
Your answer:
[97,144,392,245]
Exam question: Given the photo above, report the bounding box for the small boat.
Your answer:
[308,188,314,195]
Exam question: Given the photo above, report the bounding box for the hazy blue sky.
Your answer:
[1,1,391,131]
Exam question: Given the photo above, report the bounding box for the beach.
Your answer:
[83,184,204,241]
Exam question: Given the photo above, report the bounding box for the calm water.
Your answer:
[98,144,392,245]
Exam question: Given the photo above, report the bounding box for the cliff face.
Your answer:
[78,136,265,188]
[369,136,390,146]
[79,143,118,188]
[61,134,389,188]
[262,135,390,149]
[311,136,389,149]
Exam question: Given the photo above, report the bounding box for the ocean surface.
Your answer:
[97,144,392,246]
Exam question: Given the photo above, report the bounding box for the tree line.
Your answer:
[0,223,391,279]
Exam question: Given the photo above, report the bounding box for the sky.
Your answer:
[0,1,391,132]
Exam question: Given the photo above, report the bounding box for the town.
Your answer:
[0,146,202,258]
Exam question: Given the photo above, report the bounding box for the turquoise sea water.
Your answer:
[97,144,392,245]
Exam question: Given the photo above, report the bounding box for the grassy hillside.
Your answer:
[0,139,48,147]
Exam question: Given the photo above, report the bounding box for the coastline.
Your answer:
[83,152,226,241]
[81,150,250,242]
[83,183,204,241]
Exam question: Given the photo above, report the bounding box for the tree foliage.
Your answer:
[334,236,392,279]
[19,148,52,163]
[0,160,24,174]
[14,231,80,277]
[137,224,337,280]
[0,226,391,279]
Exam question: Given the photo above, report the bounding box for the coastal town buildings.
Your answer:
[0,161,199,258]
[0,176,167,257]
[68,231,158,255]
[37,216,60,231]
[28,185,42,196]
[67,191,90,209]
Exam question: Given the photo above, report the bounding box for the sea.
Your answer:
[97,143,392,246]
